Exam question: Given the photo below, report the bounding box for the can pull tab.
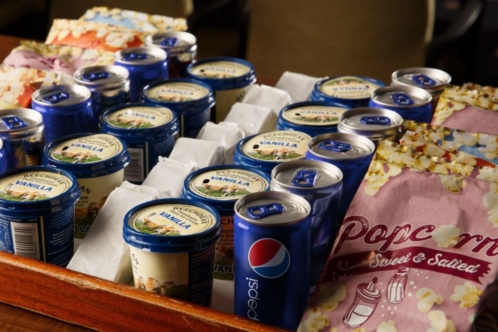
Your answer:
[122,53,150,61]
[161,37,178,47]
[247,203,284,220]
[42,92,71,104]
[318,140,352,153]
[2,116,28,129]
[391,92,414,106]
[82,71,111,82]
[411,74,437,87]
[291,169,318,187]
[360,116,392,126]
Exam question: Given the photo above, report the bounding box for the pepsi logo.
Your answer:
[248,238,290,278]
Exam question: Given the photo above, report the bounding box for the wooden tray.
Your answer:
[0,251,285,331]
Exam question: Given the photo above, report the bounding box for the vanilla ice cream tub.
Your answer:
[187,57,256,123]
[0,167,80,266]
[123,199,221,306]
[233,130,312,174]
[42,133,130,239]
[311,76,385,108]
[181,165,270,280]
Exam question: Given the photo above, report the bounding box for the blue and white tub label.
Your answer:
[0,171,75,266]
[144,82,210,102]
[190,61,250,79]
[243,131,311,161]
[282,105,346,126]
[319,76,381,99]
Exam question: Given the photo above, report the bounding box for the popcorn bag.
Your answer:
[300,140,498,332]
[432,84,498,136]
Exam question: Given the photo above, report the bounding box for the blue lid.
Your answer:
[310,76,385,108]
[142,78,215,111]
[42,133,130,178]
[123,198,222,253]
[100,103,179,138]
[186,56,256,90]
[0,166,80,213]
[181,164,271,211]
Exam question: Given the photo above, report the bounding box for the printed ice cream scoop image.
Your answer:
[450,282,482,308]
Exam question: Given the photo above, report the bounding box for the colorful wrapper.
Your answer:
[80,7,187,32]
[0,66,73,108]
[2,41,115,75]
[300,140,498,332]
[45,19,148,52]
[432,84,498,135]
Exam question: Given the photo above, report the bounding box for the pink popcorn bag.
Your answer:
[299,140,498,332]
[2,41,115,75]
[432,84,498,136]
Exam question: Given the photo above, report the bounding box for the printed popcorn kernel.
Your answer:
[427,310,456,332]
[439,174,466,193]
[376,320,397,332]
[297,308,329,332]
[450,282,483,308]
[431,225,460,248]
[318,282,346,311]
[416,288,444,312]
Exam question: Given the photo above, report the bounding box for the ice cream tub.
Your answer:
[142,78,214,138]
[0,166,80,267]
[181,165,271,280]
[186,57,256,123]
[42,133,130,239]
[100,103,178,184]
[233,130,312,175]
[310,76,385,108]
[123,198,222,307]
[277,101,350,137]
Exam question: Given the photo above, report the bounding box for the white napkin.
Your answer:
[67,186,161,284]
[241,84,294,116]
[224,102,277,136]
[142,157,198,198]
[197,122,246,164]
[168,137,225,168]
[275,71,322,102]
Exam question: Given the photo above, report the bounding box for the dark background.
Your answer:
[0,0,496,86]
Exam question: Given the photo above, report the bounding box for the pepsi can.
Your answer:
[234,191,311,330]
[0,139,6,174]
[306,132,375,220]
[270,160,342,292]
[114,46,168,102]
[310,76,385,108]
[391,67,451,112]
[369,85,432,123]
[73,65,130,128]
[145,31,197,78]
[337,107,403,145]
[276,101,350,137]
[31,85,93,144]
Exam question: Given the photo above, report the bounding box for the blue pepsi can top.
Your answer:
[142,78,215,111]
[123,198,221,253]
[277,101,350,133]
[73,65,129,91]
[43,133,130,178]
[145,31,197,55]
[0,166,80,212]
[186,56,256,90]
[307,132,375,161]
[182,165,270,211]
[234,191,310,226]
[100,103,179,137]
[234,130,312,173]
[0,108,43,139]
[115,46,167,65]
[391,67,451,95]
[338,107,403,143]
[31,84,91,107]
[370,85,432,108]
[311,76,385,107]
